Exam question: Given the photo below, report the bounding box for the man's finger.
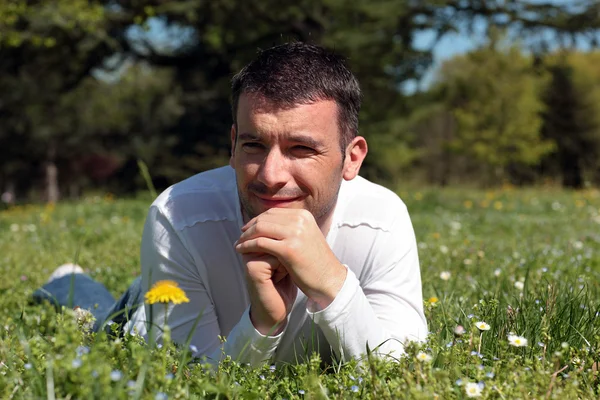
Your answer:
[238,220,288,243]
[235,236,286,257]
[241,208,313,232]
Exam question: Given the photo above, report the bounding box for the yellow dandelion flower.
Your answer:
[463,200,473,209]
[145,280,190,305]
[428,296,439,304]
[493,201,503,210]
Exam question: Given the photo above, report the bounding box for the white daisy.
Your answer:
[465,382,482,397]
[475,321,490,331]
[508,335,528,347]
[416,351,433,363]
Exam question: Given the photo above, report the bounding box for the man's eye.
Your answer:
[242,143,264,151]
[292,146,315,153]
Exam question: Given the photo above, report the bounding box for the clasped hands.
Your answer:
[234,208,347,335]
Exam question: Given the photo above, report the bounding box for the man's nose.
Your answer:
[256,148,291,188]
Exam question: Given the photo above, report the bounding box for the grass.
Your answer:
[0,186,599,399]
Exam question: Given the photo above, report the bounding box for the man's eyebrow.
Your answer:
[238,133,261,141]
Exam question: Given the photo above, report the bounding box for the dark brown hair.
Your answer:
[231,42,361,152]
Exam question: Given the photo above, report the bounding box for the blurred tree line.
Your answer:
[1,0,600,203]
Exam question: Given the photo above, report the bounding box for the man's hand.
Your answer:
[242,252,297,335]
[235,208,347,312]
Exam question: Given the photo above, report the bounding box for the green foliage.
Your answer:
[0,0,105,48]
[1,187,599,397]
[540,51,600,188]
[434,44,554,181]
[3,0,600,197]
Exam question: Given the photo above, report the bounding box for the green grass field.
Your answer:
[1,186,599,399]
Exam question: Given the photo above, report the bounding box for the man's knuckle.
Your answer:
[255,221,265,233]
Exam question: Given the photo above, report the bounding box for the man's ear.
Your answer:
[229,124,236,168]
[342,136,368,181]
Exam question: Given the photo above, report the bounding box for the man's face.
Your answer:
[230,94,346,227]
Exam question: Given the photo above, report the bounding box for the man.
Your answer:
[36,42,426,367]
[123,42,427,366]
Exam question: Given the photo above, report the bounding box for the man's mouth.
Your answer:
[254,194,301,207]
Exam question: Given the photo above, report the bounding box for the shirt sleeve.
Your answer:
[139,205,283,367]
[306,207,427,361]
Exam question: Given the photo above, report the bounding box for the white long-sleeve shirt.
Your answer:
[126,166,427,366]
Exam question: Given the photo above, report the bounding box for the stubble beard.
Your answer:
[237,178,342,228]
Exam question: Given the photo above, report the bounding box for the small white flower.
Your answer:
[561,342,569,349]
[508,335,528,347]
[416,351,433,362]
[439,271,451,281]
[475,322,490,331]
[463,258,473,265]
[10,224,19,232]
[494,268,501,277]
[514,281,524,291]
[454,325,466,336]
[439,245,449,254]
[110,370,123,381]
[450,221,462,231]
[572,241,583,250]
[465,382,482,397]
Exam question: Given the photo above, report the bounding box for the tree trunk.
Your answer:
[45,145,60,203]
[561,153,583,189]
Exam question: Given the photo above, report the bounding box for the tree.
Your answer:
[3,0,600,198]
[540,51,600,188]
[432,43,553,183]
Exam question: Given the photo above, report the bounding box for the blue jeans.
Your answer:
[32,274,143,334]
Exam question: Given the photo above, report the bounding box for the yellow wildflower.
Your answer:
[428,297,439,304]
[145,280,190,305]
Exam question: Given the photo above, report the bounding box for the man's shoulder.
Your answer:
[337,175,408,232]
[151,166,239,230]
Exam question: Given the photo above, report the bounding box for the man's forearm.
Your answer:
[307,269,427,361]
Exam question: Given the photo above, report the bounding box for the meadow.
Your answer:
[0,186,598,399]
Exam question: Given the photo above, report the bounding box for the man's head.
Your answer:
[231,42,361,153]
[229,42,368,229]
